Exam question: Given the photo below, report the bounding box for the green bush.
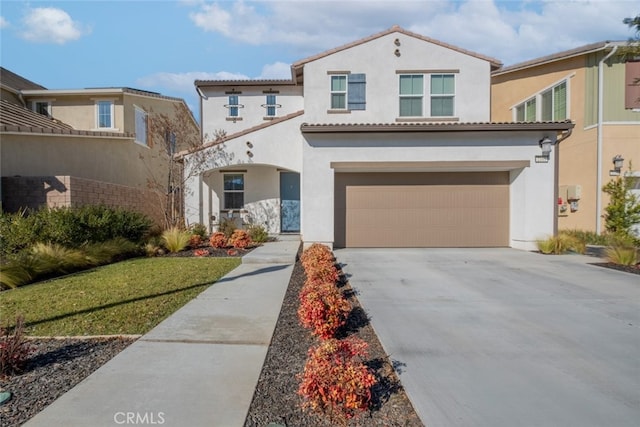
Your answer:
[537,233,584,255]
[189,223,208,238]
[606,245,639,266]
[0,238,142,289]
[247,224,269,244]
[218,218,237,239]
[0,205,152,258]
[161,227,191,253]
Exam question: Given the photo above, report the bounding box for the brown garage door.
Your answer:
[335,172,509,247]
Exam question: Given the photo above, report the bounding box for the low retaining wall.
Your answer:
[1,176,165,225]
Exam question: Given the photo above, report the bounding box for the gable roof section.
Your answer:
[178,110,304,158]
[0,67,46,92]
[493,41,627,76]
[291,25,503,83]
[0,99,132,138]
[195,79,295,88]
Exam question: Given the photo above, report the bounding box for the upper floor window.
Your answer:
[32,101,51,116]
[331,75,347,109]
[225,95,244,119]
[399,74,424,117]
[96,100,114,128]
[223,174,244,209]
[264,94,278,117]
[134,106,148,146]
[430,74,455,117]
[625,61,640,110]
[514,80,568,122]
[399,73,455,117]
[329,73,366,112]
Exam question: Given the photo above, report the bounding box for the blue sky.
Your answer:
[1,0,637,113]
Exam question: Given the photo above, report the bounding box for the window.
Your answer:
[329,73,366,111]
[134,106,148,146]
[223,174,244,209]
[32,101,51,116]
[226,95,243,118]
[399,74,423,117]
[331,75,347,109]
[96,100,114,128]
[265,94,277,117]
[514,80,568,122]
[430,74,455,117]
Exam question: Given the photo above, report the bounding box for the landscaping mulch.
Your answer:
[591,262,640,275]
[244,248,424,427]
[0,336,137,427]
[163,245,255,257]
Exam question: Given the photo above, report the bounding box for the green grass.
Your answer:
[0,257,240,336]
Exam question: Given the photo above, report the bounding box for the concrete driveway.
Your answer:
[334,248,640,427]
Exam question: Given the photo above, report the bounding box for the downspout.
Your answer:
[596,44,618,234]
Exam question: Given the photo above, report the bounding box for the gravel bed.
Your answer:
[244,248,424,427]
[0,336,136,427]
[590,262,640,275]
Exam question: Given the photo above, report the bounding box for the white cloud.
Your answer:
[258,62,291,80]
[20,7,88,44]
[188,0,636,66]
[0,16,9,29]
[136,71,251,95]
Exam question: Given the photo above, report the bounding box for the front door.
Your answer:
[280,172,300,232]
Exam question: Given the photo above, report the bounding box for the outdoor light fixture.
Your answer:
[610,154,624,176]
[246,150,253,158]
[535,136,553,163]
[246,141,253,148]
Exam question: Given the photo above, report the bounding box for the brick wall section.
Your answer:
[1,176,165,225]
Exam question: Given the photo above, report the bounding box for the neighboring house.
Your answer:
[0,67,200,226]
[492,42,640,235]
[183,26,573,250]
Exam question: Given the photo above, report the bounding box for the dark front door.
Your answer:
[280,172,300,232]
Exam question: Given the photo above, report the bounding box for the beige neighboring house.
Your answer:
[492,42,640,235]
[0,67,200,226]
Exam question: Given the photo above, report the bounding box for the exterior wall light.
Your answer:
[246,150,253,158]
[246,141,253,148]
[610,155,624,176]
[535,136,553,163]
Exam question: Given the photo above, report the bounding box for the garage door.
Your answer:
[335,172,509,247]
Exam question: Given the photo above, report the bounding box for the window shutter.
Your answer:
[348,73,366,110]
[625,61,640,109]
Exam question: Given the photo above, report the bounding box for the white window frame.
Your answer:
[330,75,348,110]
[31,100,52,116]
[94,99,116,130]
[398,74,424,117]
[223,173,245,210]
[511,74,573,122]
[134,105,148,147]
[429,74,456,117]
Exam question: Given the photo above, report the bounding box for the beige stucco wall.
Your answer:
[43,94,125,132]
[492,55,640,233]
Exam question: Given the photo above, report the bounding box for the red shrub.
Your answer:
[301,243,334,271]
[189,234,203,248]
[304,262,340,288]
[228,230,252,249]
[193,248,209,257]
[1,316,34,378]
[298,337,377,422]
[298,282,351,339]
[227,248,239,256]
[209,232,228,248]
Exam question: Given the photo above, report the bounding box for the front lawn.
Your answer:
[0,257,240,336]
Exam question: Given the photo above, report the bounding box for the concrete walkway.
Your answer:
[25,236,300,427]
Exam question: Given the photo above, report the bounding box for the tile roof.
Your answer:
[0,67,46,91]
[292,25,503,75]
[493,41,627,75]
[0,99,133,138]
[300,121,575,133]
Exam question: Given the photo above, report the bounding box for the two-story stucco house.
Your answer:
[1,67,200,226]
[183,26,573,250]
[492,42,640,235]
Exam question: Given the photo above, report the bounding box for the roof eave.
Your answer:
[300,121,575,133]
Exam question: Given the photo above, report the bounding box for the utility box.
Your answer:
[567,185,582,201]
